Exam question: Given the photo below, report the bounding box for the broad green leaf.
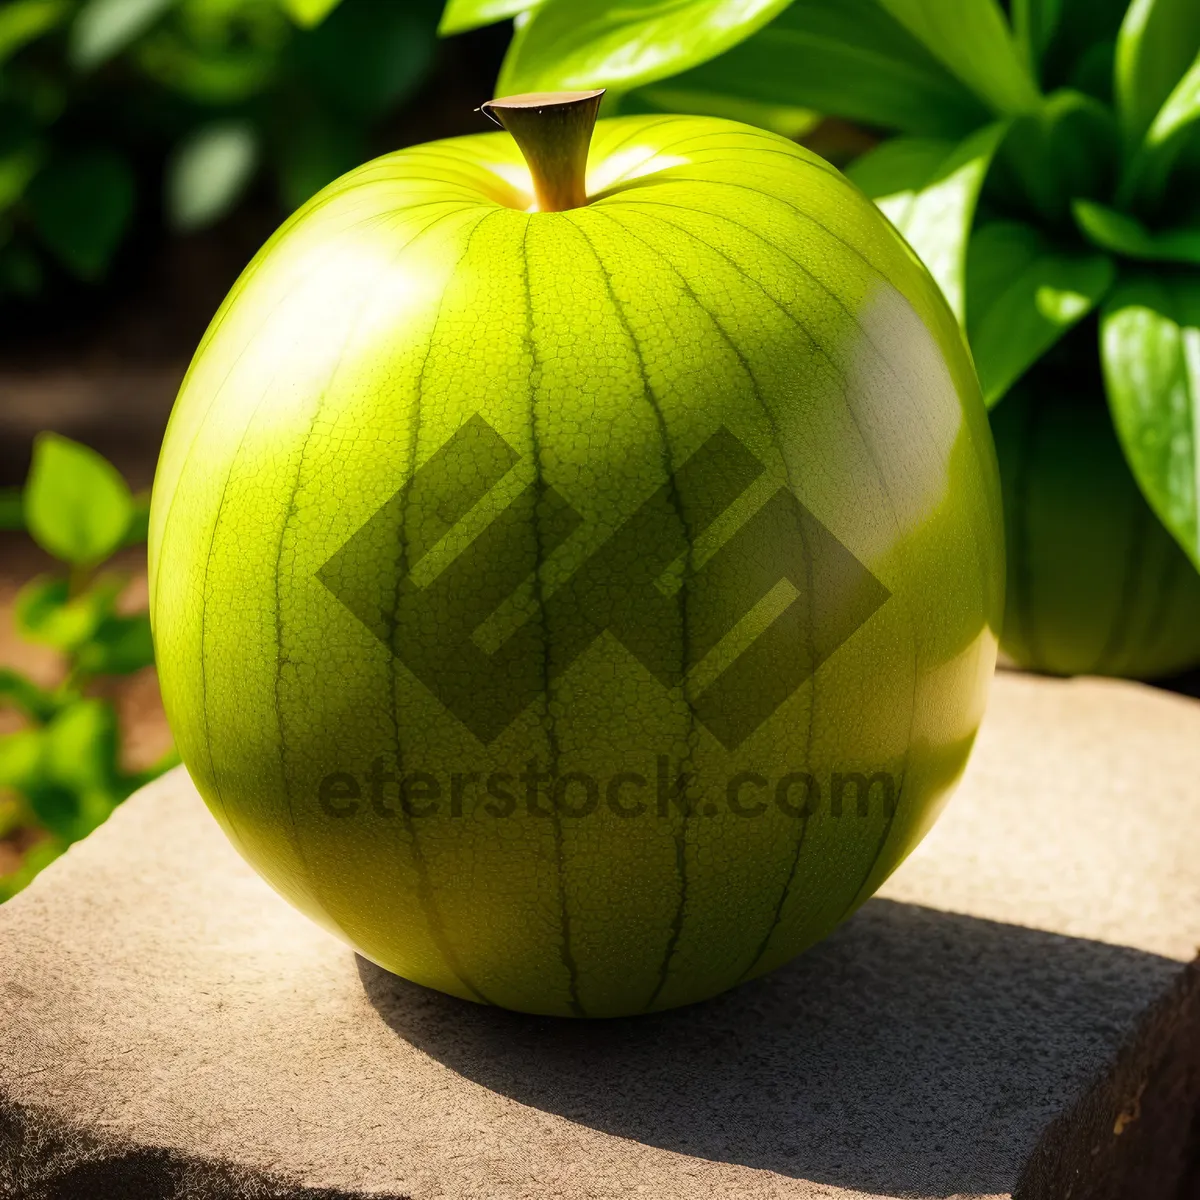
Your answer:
[624,84,818,138]
[498,0,796,97]
[999,89,1116,222]
[847,122,1008,322]
[1122,51,1200,202]
[440,0,544,36]
[1074,199,1200,265]
[0,0,68,64]
[166,122,258,233]
[24,433,134,565]
[279,0,342,29]
[43,700,120,793]
[640,0,988,139]
[1101,276,1200,570]
[27,151,134,280]
[873,0,1041,116]
[966,221,1114,405]
[1114,0,1200,148]
[70,0,175,69]
[1012,0,1063,71]
[14,575,123,650]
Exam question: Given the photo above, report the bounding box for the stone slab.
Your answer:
[2,671,1200,1199]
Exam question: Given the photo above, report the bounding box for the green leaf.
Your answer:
[24,433,134,565]
[0,0,69,64]
[439,0,544,35]
[1114,0,1200,149]
[43,699,120,793]
[639,0,989,139]
[0,669,59,723]
[70,0,176,69]
[1012,0,1063,70]
[0,729,45,793]
[999,89,1117,222]
[1074,198,1200,265]
[1101,275,1200,570]
[166,122,258,233]
[1122,50,1200,203]
[76,614,156,676]
[27,151,134,281]
[498,0,796,96]
[14,575,122,651]
[622,83,819,138]
[966,220,1114,405]
[279,0,343,29]
[847,121,1009,322]
[873,0,1041,116]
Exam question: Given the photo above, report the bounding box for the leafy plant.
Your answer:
[443,0,1200,675]
[0,433,175,901]
[0,0,443,299]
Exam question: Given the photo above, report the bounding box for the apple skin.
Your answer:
[149,114,1003,1017]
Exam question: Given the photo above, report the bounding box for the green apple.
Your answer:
[150,92,1003,1017]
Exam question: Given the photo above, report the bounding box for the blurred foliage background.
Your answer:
[0,0,456,301]
[0,0,507,897]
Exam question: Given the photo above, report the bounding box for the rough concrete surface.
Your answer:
[1,671,1199,1200]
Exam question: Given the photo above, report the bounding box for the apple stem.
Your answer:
[481,90,605,213]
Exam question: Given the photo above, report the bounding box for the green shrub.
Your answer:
[0,433,175,901]
[0,0,443,299]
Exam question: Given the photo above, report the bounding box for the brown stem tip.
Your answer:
[481,89,605,213]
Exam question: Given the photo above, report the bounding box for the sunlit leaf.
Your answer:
[498,0,795,97]
[623,84,818,138]
[280,0,342,29]
[1074,198,1200,265]
[1114,0,1200,148]
[638,0,988,139]
[24,433,134,565]
[1101,274,1200,569]
[70,0,175,69]
[847,121,1008,321]
[26,151,134,280]
[873,0,1041,116]
[166,122,258,233]
[439,0,544,36]
[1122,50,1200,202]
[967,220,1114,404]
[1012,0,1064,71]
